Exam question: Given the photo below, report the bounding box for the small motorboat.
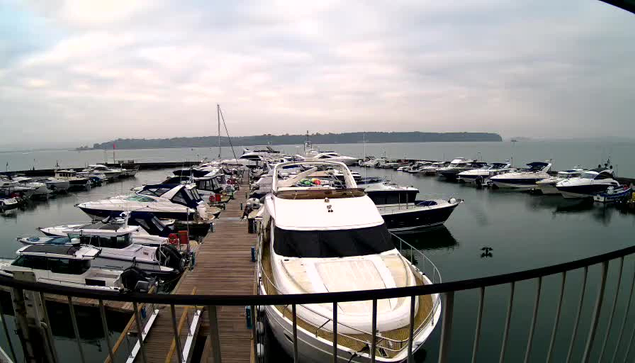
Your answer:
[18,226,184,276]
[0,245,154,292]
[437,158,481,180]
[556,169,620,199]
[11,176,51,199]
[535,168,584,195]
[457,162,513,185]
[593,185,633,203]
[41,177,71,194]
[489,161,552,190]
[0,197,20,211]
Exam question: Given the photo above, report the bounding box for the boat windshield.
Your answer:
[76,234,132,249]
[273,225,394,258]
[581,172,597,179]
[126,195,156,202]
[12,256,90,274]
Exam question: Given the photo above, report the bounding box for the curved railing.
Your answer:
[0,243,634,363]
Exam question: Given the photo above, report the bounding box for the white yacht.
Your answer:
[556,169,621,199]
[54,169,92,190]
[535,168,584,195]
[419,161,447,176]
[258,161,441,362]
[457,162,513,184]
[0,245,129,291]
[436,158,481,180]
[76,184,211,222]
[489,161,552,190]
[80,164,123,181]
[38,212,180,247]
[19,226,183,276]
[11,176,51,199]
[40,177,71,193]
[0,178,36,199]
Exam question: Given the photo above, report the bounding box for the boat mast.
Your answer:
[217,104,221,160]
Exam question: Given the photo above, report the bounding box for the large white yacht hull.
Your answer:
[263,285,441,363]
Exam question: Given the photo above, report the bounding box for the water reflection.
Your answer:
[395,226,459,251]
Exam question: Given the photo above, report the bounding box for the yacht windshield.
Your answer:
[581,172,596,179]
[126,195,156,202]
[273,225,394,258]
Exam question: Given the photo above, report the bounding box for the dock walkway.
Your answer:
[137,182,256,363]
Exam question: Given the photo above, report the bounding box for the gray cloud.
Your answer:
[1,0,634,149]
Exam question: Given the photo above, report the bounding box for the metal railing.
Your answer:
[0,243,635,363]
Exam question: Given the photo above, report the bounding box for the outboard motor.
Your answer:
[121,266,150,291]
[157,244,185,272]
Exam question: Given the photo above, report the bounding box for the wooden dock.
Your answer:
[135,182,257,363]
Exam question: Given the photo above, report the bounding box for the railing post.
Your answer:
[580,261,609,363]
[566,266,589,363]
[292,304,299,363]
[599,257,624,362]
[546,272,567,363]
[371,299,378,363]
[171,304,184,363]
[499,282,515,363]
[67,296,86,363]
[471,287,485,363]
[612,262,635,363]
[37,292,58,363]
[251,304,257,363]
[207,305,222,363]
[332,301,338,363]
[438,291,455,363]
[133,301,147,363]
[0,292,18,363]
[523,277,542,363]
[407,295,416,363]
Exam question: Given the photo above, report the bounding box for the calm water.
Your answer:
[1,144,635,362]
[2,140,635,177]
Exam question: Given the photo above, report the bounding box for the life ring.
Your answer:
[168,233,180,245]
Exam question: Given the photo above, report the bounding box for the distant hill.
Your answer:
[86,131,502,150]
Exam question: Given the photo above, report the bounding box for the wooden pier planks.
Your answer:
[137,184,256,363]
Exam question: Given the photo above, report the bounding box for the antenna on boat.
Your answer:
[217,104,221,160]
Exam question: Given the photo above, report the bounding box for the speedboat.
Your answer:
[489,161,552,190]
[0,245,154,292]
[556,169,621,199]
[54,169,92,190]
[535,168,583,195]
[76,184,212,222]
[419,161,447,176]
[406,161,432,174]
[40,177,71,194]
[80,164,123,181]
[38,212,181,246]
[457,162,513,184]
[297,151,359,166]
[364,181,461,232]
[0,197,20,211]
[11,176,51,199]
[258,160,441,362]
[437,158,480,180]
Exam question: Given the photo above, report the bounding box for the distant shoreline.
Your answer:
[83,131,503,150]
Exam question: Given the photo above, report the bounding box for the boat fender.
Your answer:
[168,233,180,245]
[449,197,457,204]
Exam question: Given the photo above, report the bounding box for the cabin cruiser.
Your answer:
[11,176,51,199]
[457,162,513,184]
[0,245,153,291]
[162,174,226,200]
[257,161,441,362]
[38,212,180,246]
[556,169,621,199]
[80,164,123,181]
[76,184,211,222]
[40,177,71,194]
[489,161,552,190]
[297,151,359,166]
[406,161,432,174]
[19,225,183,276]
[364,182,461,231]
[54,169,92,190]
[535,168,584,195]
[437,158,481,180]
[419,161,447,176]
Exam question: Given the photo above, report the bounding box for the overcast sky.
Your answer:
[1,0,634,149]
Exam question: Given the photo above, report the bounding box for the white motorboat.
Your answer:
[19,225,183,276]
[0,245,152,292]
[11,176,51,199]
[258,160,441,362]
[79,164,123,181]
[418,161,447,176]
[535,168,584,195]
[437,158,482,180]
[556,169,621,199]
[40,177,71,193]
[297,151,359,166]
[0,178,35,199]
[54,169,92,190]
[76,184,211,222]
[38,211,181,247]
[457,162,513,184]
[0,197,20,211]
[593,185,633,203]
[489,161,552,190]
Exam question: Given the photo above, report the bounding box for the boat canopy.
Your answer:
[273,225,394,258]
[139,184,202,208]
